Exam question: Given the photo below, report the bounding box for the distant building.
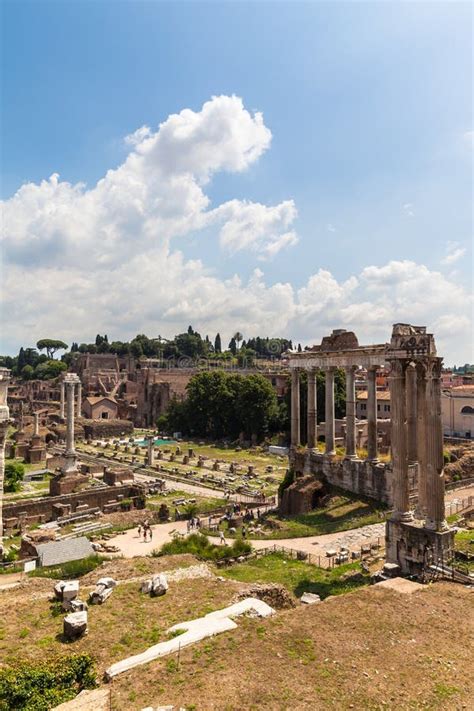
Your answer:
[441,385,474,439]
[83,396,118,420]
[356,390,391,419]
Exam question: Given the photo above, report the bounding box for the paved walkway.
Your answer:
[105,520,386,562]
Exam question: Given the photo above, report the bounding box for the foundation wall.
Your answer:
[3,484,142,531]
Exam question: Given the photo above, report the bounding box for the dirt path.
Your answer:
[106,519,386,563]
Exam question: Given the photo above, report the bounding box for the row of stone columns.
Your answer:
[60,379,82,420]
[290,366,379,461]
[388,357,446,531]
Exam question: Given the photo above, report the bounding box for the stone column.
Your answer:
[425,358,448,531]
[147,437,155,466]
[367,367,378,461]
[60,381,65,420]
[0,368,11,555]
[290,369,301,447]
[63,375,79,474]
[307,369,317,449]
[414,362,428,519]
[76,382,82,419]
[345,366,357,458]
[34,412,39,436]
[406,364,417,464]
[324,367,336,456]
[389,360,413,521]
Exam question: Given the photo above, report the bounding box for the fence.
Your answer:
[250,539,383,570]
[445,495,473,517]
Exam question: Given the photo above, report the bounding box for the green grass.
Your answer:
[147,490,228,515]
[220,552,369,599]
[154,533,251,562]
[213,492,385,540]
[28,555,103,580]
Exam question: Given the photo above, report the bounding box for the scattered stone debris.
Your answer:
[236,583,297,609]
[63,610,88,640]
[89,577,117,604]
[300,592,321,605]
[141,573,169,597]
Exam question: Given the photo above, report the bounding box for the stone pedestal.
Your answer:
[385,519,454,576]
[49,473,89,496]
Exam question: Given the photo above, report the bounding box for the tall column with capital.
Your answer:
[76,382,82,419]
[345,366,357,458]
[291,369,301,447]
[60,381,65,420]
[389,360,413,521]
[0,368,11,556]
[414,362,427,519]
[367,367,378,461]
[425,358,448,530]
[63,374,80,474]
[324,367,336,455]
[307,369,317,449]
[406,364,417,464]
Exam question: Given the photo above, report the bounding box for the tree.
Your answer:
[233,332,243,350]
[5,462,25,492]
[36,339,68,359]
[34,360,67,380]
[21,365,34,380]
[228,337,237,355]
[214,333,222,354]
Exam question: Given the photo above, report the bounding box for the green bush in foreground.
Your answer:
[154,533,251,561]
[28,555,103,580]
[0,654,96,711]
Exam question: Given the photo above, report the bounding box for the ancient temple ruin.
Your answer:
[287,324,454,575]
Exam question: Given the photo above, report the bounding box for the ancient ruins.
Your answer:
[287,323,454,575]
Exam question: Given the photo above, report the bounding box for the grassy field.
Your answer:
[221,552,369,599]
[1,553,472,710]
[147,490,228,515]
[211,492,385,539]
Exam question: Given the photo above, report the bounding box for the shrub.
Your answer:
[29,555,103,580]
[154,533,251,562]
[0,654,96,711]
[4,462,25,493]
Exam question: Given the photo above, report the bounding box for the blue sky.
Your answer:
[1,1,472,362]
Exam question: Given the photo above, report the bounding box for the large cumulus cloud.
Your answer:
[1,95,471,362]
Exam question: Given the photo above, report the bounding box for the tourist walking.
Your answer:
[219,530,226,545]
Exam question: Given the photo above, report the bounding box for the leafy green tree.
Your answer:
[34,360,67,380]
[228,337,237,355]
[21,365,34,380]
[5,462,25,492]
[36,339,68,359]
[233,332,243,350]
[235,373,278,438]
[214,333,222,353]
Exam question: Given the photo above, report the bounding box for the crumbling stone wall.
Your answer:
[3,484,142,530]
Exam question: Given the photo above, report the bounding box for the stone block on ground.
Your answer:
[63,610,88,640]
[62,580,79,602]
[89,577,116,604]
[300,592,321,605]
[150,573,168,597]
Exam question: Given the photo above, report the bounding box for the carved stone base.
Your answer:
[385,519,454,576]
[49,474,89,496]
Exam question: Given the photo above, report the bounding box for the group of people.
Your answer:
[137,521,153,542]
[186,517,201,533]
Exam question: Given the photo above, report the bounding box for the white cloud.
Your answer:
[1,96,472,364]
[441,241,467,265]
[403,202,414,217]
[326,223,336,232]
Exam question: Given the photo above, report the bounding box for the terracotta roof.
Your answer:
[85,396,117,405]
[356,391,391,401]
